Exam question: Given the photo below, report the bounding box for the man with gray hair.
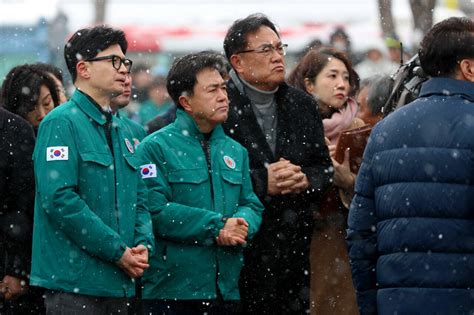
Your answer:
[356,75,392,126]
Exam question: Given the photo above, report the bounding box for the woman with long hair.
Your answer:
[288,47,363,315]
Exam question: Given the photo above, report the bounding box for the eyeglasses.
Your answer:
[85,55,133,73]
[236,44,288,57]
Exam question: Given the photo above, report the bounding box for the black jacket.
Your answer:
[223,78,332,313]
[0,107,36,279]
[223,79,332,239]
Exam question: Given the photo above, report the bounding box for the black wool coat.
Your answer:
[0,107,36,279]
[223,79,332,312]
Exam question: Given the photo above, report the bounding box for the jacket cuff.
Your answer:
[111,243,128,263]
[213,215,227,239]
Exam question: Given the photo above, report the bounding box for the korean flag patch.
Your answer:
[47,146,69,161]
[140,164,157,179]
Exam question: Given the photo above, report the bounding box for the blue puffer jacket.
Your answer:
[347,77,474,315]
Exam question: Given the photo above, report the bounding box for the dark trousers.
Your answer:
[44,291,129,315]
[0,285,45,315]
[239,246,311,314]
[142,299,241,315]
[129,278,143,315]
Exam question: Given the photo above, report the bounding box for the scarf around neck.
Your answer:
[323,97,359,145]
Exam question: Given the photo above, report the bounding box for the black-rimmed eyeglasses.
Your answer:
[236,44,288,57]
[85,55,133,73]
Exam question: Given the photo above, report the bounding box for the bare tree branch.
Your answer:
[378,0,397,39]
[409,0,436,35]
[94,0,107,25]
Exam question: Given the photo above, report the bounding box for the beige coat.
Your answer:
[310,117,364,315]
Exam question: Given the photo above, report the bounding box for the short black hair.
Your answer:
[1,64,59,118]
[166,51,227,109]
[30,62,64,83]
[223,13,279,61]
[419,17,474,77]
[64,25,128,82]
[199,50,231,79]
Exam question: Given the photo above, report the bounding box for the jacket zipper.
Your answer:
[105,119,119,234]
[200,139,221,296]
[200,139,214,202]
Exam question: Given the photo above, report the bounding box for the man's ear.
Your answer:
[230,55,243,75]
[76,61,90,79]
[459,59,474,82]
[179,95,192,113]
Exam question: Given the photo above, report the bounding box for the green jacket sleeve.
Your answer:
[34,118,126,263]
[137,143,225,246]
[230,152,264,240]
[133,174,155,254]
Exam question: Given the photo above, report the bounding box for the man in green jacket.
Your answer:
[137,51,264,314]
[31,25,154,314]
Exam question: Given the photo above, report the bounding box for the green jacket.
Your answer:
[138,100,173,125]
[117,111,147,143]
[30,90,154,297]
[137,110,264,301]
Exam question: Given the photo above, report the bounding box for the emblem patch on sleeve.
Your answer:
[140,164,157,179]
[46,146,69,161]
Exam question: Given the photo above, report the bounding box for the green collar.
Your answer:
[71,90,116,126]
[174,109,225,141]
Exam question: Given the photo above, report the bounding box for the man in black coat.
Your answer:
[222,13,332,314]
[0,107,36,313]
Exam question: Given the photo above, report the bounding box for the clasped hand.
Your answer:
[116,244,149,278]
[267,158,309,195]
[216,218,249,246]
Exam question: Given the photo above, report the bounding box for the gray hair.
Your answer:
[365,75,393,115]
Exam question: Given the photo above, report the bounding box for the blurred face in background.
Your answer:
[356,85,370,121]
[305,57,350,114]
[110,74,132,112]
[367,49,383,62]
[49,74,68,105]
[25,84,55,128]
[331,35,349,52]
[148,83,170,107]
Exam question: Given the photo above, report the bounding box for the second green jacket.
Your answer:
[137,110,264,301]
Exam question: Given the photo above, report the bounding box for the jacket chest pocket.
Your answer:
[118,154,140,203]
[79,151,113,178]
[168,168,209,206]
[220,169,243,215]
[78,151,114,217]
[123,154,141,171]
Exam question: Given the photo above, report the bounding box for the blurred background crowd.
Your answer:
[1,0,473,131]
